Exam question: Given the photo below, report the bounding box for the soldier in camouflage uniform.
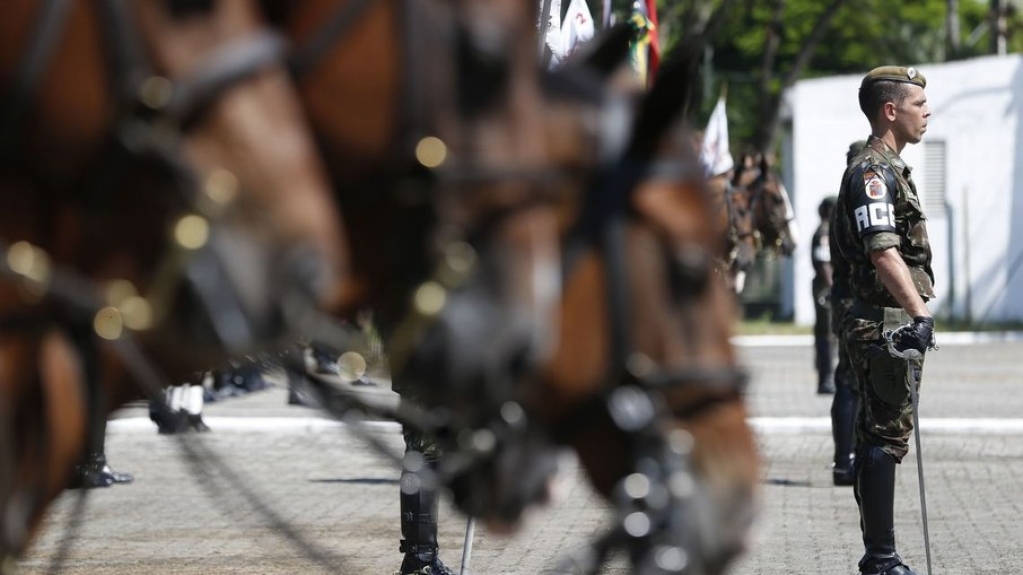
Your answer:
[811,195,838,395]
[831,67,934,575]
[829,140,867,487]
[392,377,454,575]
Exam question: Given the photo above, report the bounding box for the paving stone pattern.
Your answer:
[19,341,1023,574]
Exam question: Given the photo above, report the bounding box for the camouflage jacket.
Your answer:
[831,136,934,316]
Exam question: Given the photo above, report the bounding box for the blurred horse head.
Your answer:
[269,0,573,403]
[1,0,345,558]
[394,31,762,574]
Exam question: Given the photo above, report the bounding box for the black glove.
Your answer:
[893,316,934,354]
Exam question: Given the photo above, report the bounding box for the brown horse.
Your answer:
[358,35,762,574]
[706,171,757,292]
[525,52,758,575]
[733,150,798,259]
[0,0,347,560]
[267,0,575,401]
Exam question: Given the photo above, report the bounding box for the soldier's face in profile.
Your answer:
[893,84,930,144]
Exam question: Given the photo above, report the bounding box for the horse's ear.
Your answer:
[625,39,701,161]
[563,24,632,78]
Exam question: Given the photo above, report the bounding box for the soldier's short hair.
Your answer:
[858,66,926,121]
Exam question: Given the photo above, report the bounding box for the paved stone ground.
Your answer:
[17,339,1023,575]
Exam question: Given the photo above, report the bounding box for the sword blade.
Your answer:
[908,359,933,575]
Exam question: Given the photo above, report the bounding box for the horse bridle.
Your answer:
[543,100,751,574]
[716,181,756,268]
[289,12,753,569]
[0,0,322,563]
[741,163,795,254]
[0,0,312,350]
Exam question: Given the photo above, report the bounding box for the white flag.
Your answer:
[700,96,734,177]
[560,0,595,62]
[538,0,565,68]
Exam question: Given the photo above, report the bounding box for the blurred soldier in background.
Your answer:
[812,195,838,394]
[829,140,867,486]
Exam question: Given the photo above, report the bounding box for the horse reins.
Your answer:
[550,79,751,575]
[0,0,327,565]
[740,163,795,253]
[0,0,303,348]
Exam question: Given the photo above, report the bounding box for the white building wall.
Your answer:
[786,54,1023,326]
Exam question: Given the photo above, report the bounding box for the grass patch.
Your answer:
[735,319,810,336]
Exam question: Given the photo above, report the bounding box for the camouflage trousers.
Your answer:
[845,338,924,462]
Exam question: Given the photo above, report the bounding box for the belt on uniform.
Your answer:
[849,300,910,332]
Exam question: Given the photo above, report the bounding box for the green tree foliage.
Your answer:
[623,0,1023,151]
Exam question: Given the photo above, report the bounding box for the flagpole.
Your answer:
[537,0,555,57]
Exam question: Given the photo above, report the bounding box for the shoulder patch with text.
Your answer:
[850,164,896,237]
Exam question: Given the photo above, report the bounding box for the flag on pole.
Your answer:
[700,96,735,177]
[537,0,565,68]
[560,0,595,62]
[627,0,659,87]
[644,0,660,81]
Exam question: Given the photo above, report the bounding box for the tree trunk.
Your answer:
[946,0,961,57]
[753,0,847,152]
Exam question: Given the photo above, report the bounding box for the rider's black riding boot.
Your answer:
[310,342,340,376]
[855,445,915,575]
[70,450,134,489]
[831,379,857,486]
[68,323,133,490]
[397,470,454,575]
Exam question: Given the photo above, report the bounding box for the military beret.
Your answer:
[861,66,926,89]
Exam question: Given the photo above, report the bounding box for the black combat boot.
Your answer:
[855,446,916,575]
[397,470,454,575]
[831,381,857,486]
[69,452,134,489]
[310,342,340,376]
[67,323,134,489]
